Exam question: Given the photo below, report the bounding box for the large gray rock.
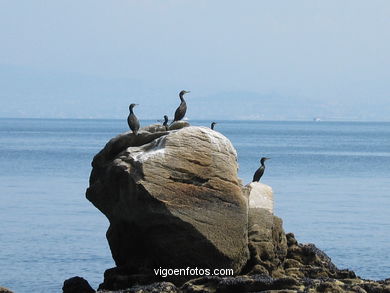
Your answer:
[87,124,249,287]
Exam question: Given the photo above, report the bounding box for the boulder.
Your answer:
[87,124,249,287]
[62,276,95,293]
[80,123,390,293]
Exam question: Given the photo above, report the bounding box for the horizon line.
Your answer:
[1,116,390,123]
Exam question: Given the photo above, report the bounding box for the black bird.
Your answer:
[171,90,190,124]
[211,122,217,130]
[163,115,169,130]
[252,157,270,182]
[127,103,140,135]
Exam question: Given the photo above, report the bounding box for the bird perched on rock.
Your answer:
[163,115,169,130]
[127,103,140,135]
[252,157,270,182]
[211,122,217,130]
[171,90,190,124]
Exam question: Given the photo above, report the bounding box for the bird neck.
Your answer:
[261,160,266,166]
[179,93,185,103]
[130,107,134,114]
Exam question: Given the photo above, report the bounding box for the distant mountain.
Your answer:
[0,65,167,119]
[0,65,388,121]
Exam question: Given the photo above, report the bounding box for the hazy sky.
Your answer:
[0,0,389,120]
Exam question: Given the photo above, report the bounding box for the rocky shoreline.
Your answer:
[63,230,390,293]
[60,122,389,293]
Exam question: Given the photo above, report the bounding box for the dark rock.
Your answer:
[168,121,190,130]
[360,281,390,293]
[181,274,299,293]
[351,285,369,293]
[285,233,298,247]
[107,282,178,293]
[98,267,160,291]
[62,276,95,293]
[316,280,344,292]
[243,207,287,277]
[180,275,390,293]
[336,269,357,279]
[284,233,347,280]
[141,124,169,133]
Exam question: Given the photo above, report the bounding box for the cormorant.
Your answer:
[171,90,190,124]
[211,122,217,130]
[252,157,270,182]
[163,115,169,130]
[127,103,140,135]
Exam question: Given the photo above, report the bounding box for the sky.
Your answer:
[0,0,389,120]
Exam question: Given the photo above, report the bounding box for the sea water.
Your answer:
[0,118,389,292]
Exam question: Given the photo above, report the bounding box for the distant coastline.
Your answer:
[1,117,390,123]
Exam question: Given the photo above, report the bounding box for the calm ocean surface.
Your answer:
[0,118,389,292]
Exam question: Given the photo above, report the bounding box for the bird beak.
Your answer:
[135,104,139,106]
[186,91,191,93]
[266,158,271,160]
